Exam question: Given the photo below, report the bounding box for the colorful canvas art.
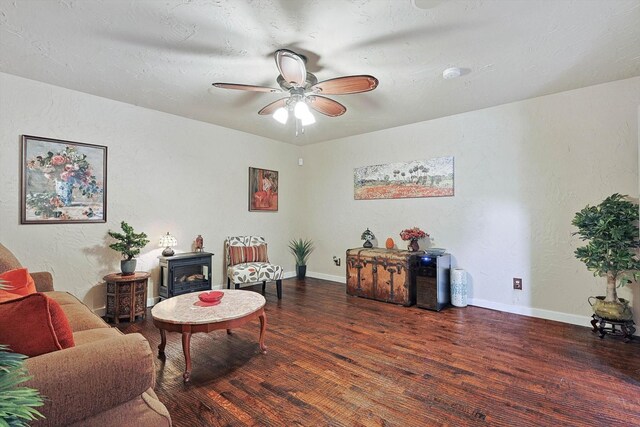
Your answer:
[354,157,454,200]
[21,135,107,223]
[249,167,278,212]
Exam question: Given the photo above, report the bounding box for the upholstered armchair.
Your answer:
[225,236,283,299]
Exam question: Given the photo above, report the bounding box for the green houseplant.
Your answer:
[288,238,314,280]
[572,193,640,320]
[108,221,150,276]
[0,344,45,426]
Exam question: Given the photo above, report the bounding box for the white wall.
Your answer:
[0,72,302,311]
[301,77,640,327]
[2,71,639,327]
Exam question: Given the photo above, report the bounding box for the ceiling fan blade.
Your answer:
[311,75,379,95]
[275,49,307,87]
[212,83,281,93]
[306,95,346,117]
[258,98,289,115]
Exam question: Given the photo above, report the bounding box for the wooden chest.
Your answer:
[346,248,418,306]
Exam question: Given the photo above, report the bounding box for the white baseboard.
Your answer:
[468,298,592,325]
[469,298,639,336]
[307,271,346,283]
[283,270,297,279]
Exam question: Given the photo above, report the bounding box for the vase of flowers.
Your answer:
[27,145,101,207]
[400,227,428,252]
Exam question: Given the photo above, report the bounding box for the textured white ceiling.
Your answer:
[1,0,639,145]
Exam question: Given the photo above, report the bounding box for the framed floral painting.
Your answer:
[249,167,278,212]
[20,135,107,224]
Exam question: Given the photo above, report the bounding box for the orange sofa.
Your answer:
[0,243,171,427]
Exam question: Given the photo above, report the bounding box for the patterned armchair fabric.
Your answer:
[225,236,283,299]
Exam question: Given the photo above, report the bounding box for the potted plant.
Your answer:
[288,238,314,280]
[108,221,150,276]
[572,193,640,320]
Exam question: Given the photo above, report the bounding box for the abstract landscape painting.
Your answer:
[354,157,454,200]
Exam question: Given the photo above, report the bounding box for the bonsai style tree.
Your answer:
[572,193,640,303]
[108,221,150,261]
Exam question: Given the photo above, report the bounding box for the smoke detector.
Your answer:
[442,67,462,80]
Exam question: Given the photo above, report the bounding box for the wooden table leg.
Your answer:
[259,310,267,354]
[158,329,167,357]
[182,331,192,383]
[130,285,135,323]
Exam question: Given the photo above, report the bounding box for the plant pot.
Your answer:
[121,259,137,276]
[296,265,307,280]
[588,296,633,321]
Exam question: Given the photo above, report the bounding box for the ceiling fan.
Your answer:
[212,49,378,132]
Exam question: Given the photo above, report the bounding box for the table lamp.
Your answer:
[159,232,177,256]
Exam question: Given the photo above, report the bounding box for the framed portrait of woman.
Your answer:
[248,167,278,212]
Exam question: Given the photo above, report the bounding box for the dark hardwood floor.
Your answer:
[118,278,640,427]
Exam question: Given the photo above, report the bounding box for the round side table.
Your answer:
[104,271,150,324]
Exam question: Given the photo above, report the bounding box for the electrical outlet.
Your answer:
[333,256,341,266]
[513,278,522,290]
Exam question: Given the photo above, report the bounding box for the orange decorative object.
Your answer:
[385,238,395,249]
[0,268,36,302]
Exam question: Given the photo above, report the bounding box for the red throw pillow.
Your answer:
[0,268,36,303]
[0,293,75,357]
[229,246,245,266]
[229,245,269,265]
[243,245,269,263]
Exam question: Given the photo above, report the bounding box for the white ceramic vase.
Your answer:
[451,268,468,307]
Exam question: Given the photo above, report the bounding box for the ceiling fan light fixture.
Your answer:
[213,49,378,133]
[294,101,315,126]
[300,112,316,126]
[294,101,311,119]
[273,107,289,124]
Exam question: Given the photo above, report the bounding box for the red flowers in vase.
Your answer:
[399,227,428,241]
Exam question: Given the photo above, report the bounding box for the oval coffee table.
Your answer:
[151,289,267,382]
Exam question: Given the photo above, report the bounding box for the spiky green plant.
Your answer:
[107,221,150,260]
[572,193,640,302]
[0,343,45,426]
[288,238,314,266]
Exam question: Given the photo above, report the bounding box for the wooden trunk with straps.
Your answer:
[346,248,419,306]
